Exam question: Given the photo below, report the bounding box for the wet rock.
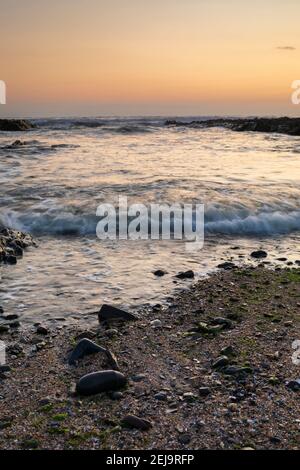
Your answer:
[122,415,152,431]
[0,119,35,131]
[175,270,195,279]
[98,304,137,322]
[76,370,127,396]
[1,314,19,321]
[217,262,236,270]
[251,250,268,259]
[68,338,119,370]
[153,269,167,277]
[0,324,9,333]
[0,365,11,373]
[36,325,48,335]
[212,356,229,369]
[286,379,300,392]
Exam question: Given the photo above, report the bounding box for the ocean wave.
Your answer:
[1,207,300,238]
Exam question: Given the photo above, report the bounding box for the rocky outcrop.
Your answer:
[0,119,35,131]
[165,117,300,136]
[0,227,35,265]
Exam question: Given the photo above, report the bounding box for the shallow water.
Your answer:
[1,117,300,324]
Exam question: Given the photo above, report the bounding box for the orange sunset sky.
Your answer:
[1,0,300,117]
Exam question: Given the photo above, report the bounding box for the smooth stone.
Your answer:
[150,319,162,329]
[220,345,236,357]
[175,270,195,279]
[122,415,152,431]
[76,370,127,396]
[153,270,167,277]
[98,304,137,322]
[217,262,236,270]
[251,250,268,259]
[212,356,229,369]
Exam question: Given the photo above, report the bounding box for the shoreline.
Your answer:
[0,253,299,449]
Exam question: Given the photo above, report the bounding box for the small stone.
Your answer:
[178,434,191,445]
[217,262,236,270]
[110,391,123,400]
[104,329,118,338]
[150,319,162,329]
[154,391,168,401]
[36,325,48,335]
[153,270,167,277]
[286,380,300,392]
[199,387,211,397]
[212,356,229,369]
[251,250,268,259]
[131,374,147,382]
[183,392,197,402]
[122,415,152,431]
[0,365,11,373]
[175,270,195,279]
[220,345,236,357]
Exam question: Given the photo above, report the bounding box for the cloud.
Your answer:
[276,46,296,51]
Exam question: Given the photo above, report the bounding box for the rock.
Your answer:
[0,365,11,373]
[217,262,236,270]
[154,391,168,401]
[131,374,147,382]
[183,392,197,402]
[223,366,253,376]
[199,387,211,397]
[178,434,191,445]
[98,304,137,322]
[210,317,233,329]
[110,391,124,400]
[104,329,118,338]
[1,314,19,321]
[0,324,9,333]
[175,270,195,279]
[220,345,236,357]
[122,415,152,431]
[153,270,167,277]
[0,306,3,314]
[36,325,48,335]
[212,356,229,369]
[286,379,300,392]
[0,119,35,132]
[150,319,162,329]
[68,338,119,370]
[251,250,268,259]
[76,370,127,396]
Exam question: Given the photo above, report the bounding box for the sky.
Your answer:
[0,0,300,117]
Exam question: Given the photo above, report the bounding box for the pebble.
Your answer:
[76,370,127,396]
[154,391,168,401]
[199,387,211,397]
[212,356,229,369]
[175,270,195,279]
[251,250,268,259]
[122,415,152,431]
[150,319,162,329]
